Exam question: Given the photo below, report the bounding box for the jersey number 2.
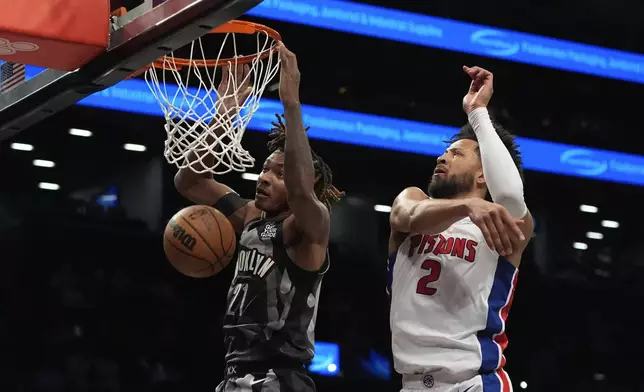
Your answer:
[416,259,442,296]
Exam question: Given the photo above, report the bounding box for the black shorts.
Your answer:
[216,368,315,392]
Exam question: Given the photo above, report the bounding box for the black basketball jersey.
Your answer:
[222,213,328,368]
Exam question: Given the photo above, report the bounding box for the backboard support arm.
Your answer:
[0,0,262,140]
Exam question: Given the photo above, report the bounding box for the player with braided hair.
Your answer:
[266,113,344,212]
[174,42,342,392]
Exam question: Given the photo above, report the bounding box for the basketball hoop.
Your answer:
[141,20,281,174]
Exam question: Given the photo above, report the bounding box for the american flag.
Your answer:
[0,62,25,93]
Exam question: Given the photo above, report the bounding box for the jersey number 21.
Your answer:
[226,282,249,317]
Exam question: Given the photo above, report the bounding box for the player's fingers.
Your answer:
[477,71,493,89]
[484,215,504,255]
[501,210,526,242]
[277,42,294,63]
[233,61,244,77]
[220,64,229,83]
[239,64,251,88]
[476,219,495,251]
[486,70,494,84]
[276,43,287,60]
[471,66,490,76]
[492,211,513,255]
[280,42,294,57]
[506,219,525,243]
[468,66,483,77]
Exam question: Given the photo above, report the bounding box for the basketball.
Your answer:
[163,205,236,278]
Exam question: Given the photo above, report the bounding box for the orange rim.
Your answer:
[126,20,281,79]
[144,20,281,74]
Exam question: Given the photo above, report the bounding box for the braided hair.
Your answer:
[266,114,345,212]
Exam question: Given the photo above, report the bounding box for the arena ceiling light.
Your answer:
[241,173,259,181]
[10,142,33,151]
[33,159,55,168]
[586,231,604,240]
[69,128,93,137]
[601,220,619,228]
[374,204,392,213]
[123,143,146,152]
[579,204,598,213]
[573,242,588,250]
[38,182,60,191]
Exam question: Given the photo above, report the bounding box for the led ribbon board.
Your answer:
[247,0,644,84]
[20,66,644,186]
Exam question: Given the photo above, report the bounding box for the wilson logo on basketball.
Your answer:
[0,38,39,55]
[168,219,197,251]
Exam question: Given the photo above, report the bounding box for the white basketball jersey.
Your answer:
[387,217,518,383]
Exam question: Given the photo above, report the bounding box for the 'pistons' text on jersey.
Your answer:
[388,217,517,389]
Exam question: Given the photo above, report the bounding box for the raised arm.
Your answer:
[276,43,330,244]
[462,66,527,219]
[174,64,257,233]
[462,66,533,259]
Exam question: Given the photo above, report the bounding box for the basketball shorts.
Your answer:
[216,368,316,392]
[401,369,513,392]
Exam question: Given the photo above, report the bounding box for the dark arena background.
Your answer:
[2,0,644,391]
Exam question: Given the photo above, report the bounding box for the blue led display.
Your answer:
[17,68,644,187]
[247,0,644,84]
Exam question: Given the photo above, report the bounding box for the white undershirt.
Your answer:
[468,107,527,218]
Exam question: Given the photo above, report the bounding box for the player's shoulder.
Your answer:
[240,201,263,228]
[389,187,429,253]
[392,187,429,212]
[400,186,427,196]
[395,187,429,202]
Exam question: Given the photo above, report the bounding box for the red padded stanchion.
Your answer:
[0,0,110,70]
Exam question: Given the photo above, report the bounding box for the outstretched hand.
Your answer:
[217,62,252,116]
[462,66,494,114]
[275,42,301,106]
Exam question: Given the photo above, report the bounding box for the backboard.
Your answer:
[0,0,262,141]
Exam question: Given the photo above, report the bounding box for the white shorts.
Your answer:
[401,369,513,392]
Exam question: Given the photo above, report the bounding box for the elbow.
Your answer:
[174,170,199,195]
[407,205,424,233]
[494,193,527,218]
[174,171,187,192]
[391,204,416,233]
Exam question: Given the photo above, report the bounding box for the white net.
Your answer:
[144,28,280,174]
